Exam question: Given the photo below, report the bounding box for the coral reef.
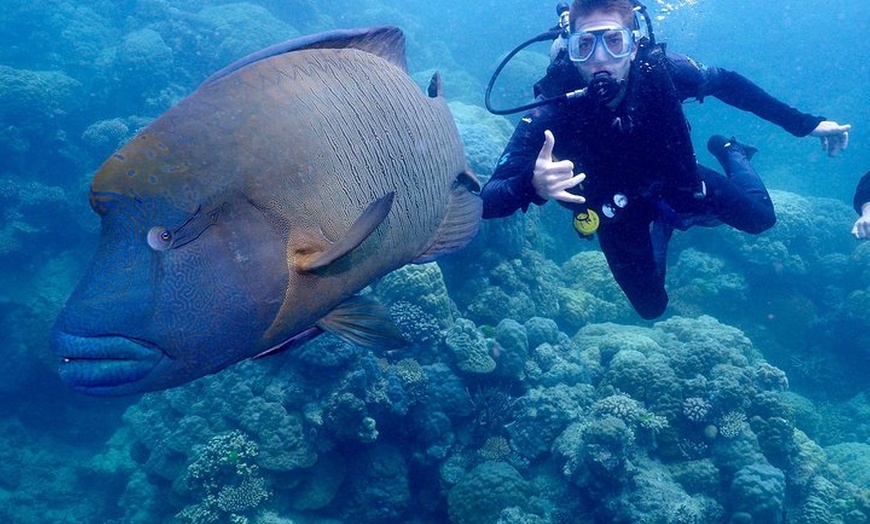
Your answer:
[559,250,635,330]
[449,101,515,179]
[0,65,87,183]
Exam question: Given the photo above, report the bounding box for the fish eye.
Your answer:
[147,226,173,251]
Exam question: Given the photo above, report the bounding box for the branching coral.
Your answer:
[683,397,713,423]
[176,431,270,523]
[717,411,747,439]
[467,385,518,443]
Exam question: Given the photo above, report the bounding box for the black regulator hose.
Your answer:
[485,2,585,115]
[484,29,590,115]
[484,30,559,115]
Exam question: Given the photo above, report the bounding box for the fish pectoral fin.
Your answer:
[413,169,482,263]
[296,192,395,272]
[316,295,407,349]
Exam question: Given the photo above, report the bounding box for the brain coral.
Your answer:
[445,318,497,374]
[729,463,786,523]
[375,262,453,327]
[447,461,531,524]
[559,251,634,328]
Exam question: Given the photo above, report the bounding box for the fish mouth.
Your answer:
[53,332,166,395]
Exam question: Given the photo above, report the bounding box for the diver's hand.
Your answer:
[532,130,586,205]
[811,121,850,157]
[852,204,870,239]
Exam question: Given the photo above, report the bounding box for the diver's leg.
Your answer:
[703,135,775,234]
[598,221,668,320]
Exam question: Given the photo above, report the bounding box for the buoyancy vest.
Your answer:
[547,44,702,227]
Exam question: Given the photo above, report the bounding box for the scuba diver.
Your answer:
[480,0,851,319]
[853,171,870,239]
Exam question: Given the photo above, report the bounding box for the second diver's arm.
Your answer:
[852,171,870,239]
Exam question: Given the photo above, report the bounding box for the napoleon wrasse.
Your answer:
[51,26,481,395]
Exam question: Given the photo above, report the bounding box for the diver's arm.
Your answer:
[854,204,870,240]
[854,172,870,216]
[850,172,870,239]
[480,109,553,218]
[700,67,823,136]
[669,54,823,136]
[700,66,851,155]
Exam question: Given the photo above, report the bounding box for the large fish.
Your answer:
[51,26,481,396]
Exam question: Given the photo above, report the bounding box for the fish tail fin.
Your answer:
[413,169,482,263]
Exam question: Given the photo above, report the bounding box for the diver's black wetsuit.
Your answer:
[854,171,870,214]
[481,48,823,319]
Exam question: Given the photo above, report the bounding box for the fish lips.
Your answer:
[53,332,165,395]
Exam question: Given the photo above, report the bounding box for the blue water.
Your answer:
[1,0,868,522]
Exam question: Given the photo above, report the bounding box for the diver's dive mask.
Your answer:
[567,25,636,62]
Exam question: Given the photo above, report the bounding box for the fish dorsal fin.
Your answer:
[317,295,407,349]
[205,26,407,84]
[295,192,395,272]
[427,71,443,98]
[413,169,482,263]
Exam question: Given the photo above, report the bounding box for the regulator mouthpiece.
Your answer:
[588,72,623,105]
